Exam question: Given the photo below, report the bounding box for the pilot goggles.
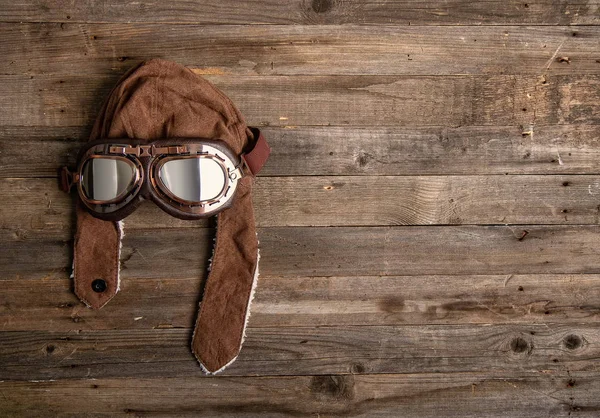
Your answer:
[60,132,269,220]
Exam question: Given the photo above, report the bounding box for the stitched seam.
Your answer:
[113,220,121,296]
[192,70,247,150]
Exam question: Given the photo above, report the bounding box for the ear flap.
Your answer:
[191,176,259,373]
[73,202,123,309]
[70,63,133,310]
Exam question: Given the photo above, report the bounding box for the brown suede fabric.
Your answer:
[192,176,258,372]
[73,202,122,309]
[72,59,263,373]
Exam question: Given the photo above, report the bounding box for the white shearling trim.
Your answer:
[206,236,217,272]
[241,247,260,344]
[116,220,124,292]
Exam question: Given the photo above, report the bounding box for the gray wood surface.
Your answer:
[2,373,598,417]
[2,0,600,416]
[3,73,600,127]
[1,0,599,25]
[3,125,600,177]
[3,226,600,279]
[1,323,598,378]
[2,24,599,76]
[0,75,600,131]
[2,274,599,331]
[5,175,600,228]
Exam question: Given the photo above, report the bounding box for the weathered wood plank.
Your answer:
[1,0,598,25]
[256,175,600,226]
[4,175,600,230]
[3,24,600,76]
[3,73,599,127]
[262,125,600,176]
[0,323,597,378]
[3,125,600,178]
[1,372,598,417]
[3,226,600,280]
[2,274,599,331]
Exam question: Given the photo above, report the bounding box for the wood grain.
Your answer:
[2,0,600,414]
[3,73,600,127]
[3,225,600,280]
[1,372,598,417]
[3,24,600,76]
[1,0,598,25]
[3,125,600,178]
[4,175,600,230]
[0,323,597,378]
[2,274,599,331]
[254,175,600,226]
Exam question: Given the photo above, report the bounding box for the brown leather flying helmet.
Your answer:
[59,59,270,374]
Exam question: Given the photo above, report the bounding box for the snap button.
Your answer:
[91,279,107,293]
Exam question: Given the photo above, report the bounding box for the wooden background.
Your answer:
[1,0,600,416]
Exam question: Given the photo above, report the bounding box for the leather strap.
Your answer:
[73,203,122,309]
[191,177,258,373]
[242,130,270,176]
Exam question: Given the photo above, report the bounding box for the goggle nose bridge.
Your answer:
[108,144,190,157]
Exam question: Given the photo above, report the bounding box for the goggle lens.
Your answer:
[81,157,137,202]
[158,157,227,203]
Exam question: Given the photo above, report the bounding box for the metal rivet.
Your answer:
[91,279,107,293]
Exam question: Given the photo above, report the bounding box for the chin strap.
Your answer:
[72,203,123,309]
[191,129,269,373]
[191,176,259,373]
